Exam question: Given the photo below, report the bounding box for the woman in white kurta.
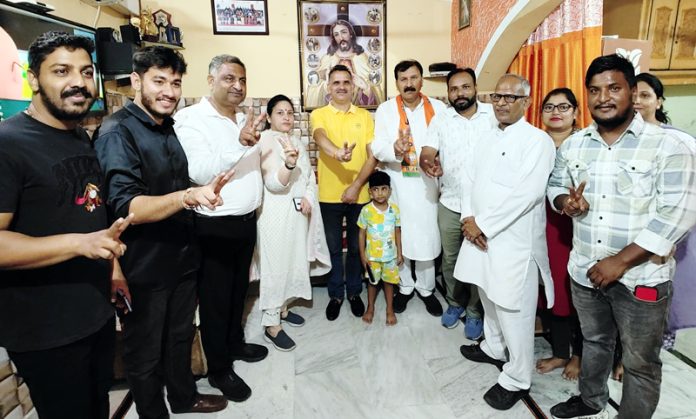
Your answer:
[256,95,330,351]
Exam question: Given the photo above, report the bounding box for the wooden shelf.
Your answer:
[141,41,184,50]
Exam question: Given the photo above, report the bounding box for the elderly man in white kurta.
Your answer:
[454,74,555,411]
[371,60,446,316]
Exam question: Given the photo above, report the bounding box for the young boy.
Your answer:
[358,171,403,325]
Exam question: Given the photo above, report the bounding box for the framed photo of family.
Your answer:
[297,0,387,111]
[211,0,269,35]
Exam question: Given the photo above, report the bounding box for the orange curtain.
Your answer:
[508,0,603,129]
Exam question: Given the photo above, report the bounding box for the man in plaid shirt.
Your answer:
[548,54,695,419]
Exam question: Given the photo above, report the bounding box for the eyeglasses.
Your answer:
[490,93,527,103]
[542,103,574,113]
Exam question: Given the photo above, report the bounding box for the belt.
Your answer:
[196,211,256,221]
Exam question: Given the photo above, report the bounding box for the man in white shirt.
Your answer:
[455,74,555,410]
[420,68,495,338]
[174,55,268,403]
[371,59,446,316]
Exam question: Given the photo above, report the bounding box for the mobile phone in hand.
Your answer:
[117,288,133,313]
[292,197,302,212]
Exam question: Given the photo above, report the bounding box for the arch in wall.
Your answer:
[475,0,563,91]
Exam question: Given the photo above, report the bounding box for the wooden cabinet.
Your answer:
[640,0,696,82]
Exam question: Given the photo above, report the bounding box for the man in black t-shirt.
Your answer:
[94,46,231,418]
[0,32,133,419]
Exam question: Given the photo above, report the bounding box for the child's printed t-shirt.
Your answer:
[357,202,401,262]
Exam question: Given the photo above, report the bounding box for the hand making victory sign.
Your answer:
[560,180,589,217]
[393,127,412,158]
[239,107,267,146]
[422,155,443,178]
[334,141,356,162]
[183,169,235,210]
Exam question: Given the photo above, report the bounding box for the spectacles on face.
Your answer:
[490,93,527,103]
[542,103,573,113]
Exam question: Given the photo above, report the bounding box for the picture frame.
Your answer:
[458,0,470,30]
[211,0,269,35]
[297,0,387,111]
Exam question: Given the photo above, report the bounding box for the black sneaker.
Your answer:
[208,370,251,402]
[326,298,343,321]
[348,295,365,317]
[459,343,505,369]
[483,383,528,410]
[264,329,296,351]
[418,293,443,316]
[281,310,305,327]
[230,342,268,363]
[550,395,608,419]
[393,292,412,313]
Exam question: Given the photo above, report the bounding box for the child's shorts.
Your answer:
[366,259,400,285]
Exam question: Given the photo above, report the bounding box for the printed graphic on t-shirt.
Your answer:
[52,155,103,209]
[357,203,400,262]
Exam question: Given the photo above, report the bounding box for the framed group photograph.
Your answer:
[459,0,471,29]
[211,0,269,35]
[297,0,387,110]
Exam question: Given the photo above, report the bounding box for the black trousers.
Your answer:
[548,313,584,359]
[9,318,115,419]
[196,213,256,376]
[122,273,197,419]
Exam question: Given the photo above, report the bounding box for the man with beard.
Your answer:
[549,55,695,419]
[95,46,230,418]
[174,55,269,402]
[371,59,447,316]
[0,31,133,419]
[456,74,555,410]
[306,19,384,107]
[419,68,495,337]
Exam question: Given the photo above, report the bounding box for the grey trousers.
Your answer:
[438,202,481,318]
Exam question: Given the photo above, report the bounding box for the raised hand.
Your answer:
[335,141,356,162]
[239,107,267,146]
[393,127,412,158]
[277,134,299,167]
[422,155,443,178]
[80,213,134,260]
[184,169,235,210]
[562,181,589,217]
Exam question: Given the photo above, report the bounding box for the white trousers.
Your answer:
[479,259,539,391]
[398,257,435,297]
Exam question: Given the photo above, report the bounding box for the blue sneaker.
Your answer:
[441,305,465,329]
[465,316,483,340]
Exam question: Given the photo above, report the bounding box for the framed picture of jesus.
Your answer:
[298,0,387,110]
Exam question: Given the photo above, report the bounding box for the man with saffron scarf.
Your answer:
[371,59,446,316]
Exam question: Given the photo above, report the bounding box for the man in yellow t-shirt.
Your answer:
[310,64,377,321]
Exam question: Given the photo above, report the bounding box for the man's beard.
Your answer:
[338,40,351,52]
[38,85,95,121]
[450,95,475,112]
[141,91,176,120]
[593,106,633,130]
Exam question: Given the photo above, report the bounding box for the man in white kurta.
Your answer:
[371,60,446,316]
[454,74,555,410]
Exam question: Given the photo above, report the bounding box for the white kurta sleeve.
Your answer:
[476,135,556,239]
[371,104,402,163]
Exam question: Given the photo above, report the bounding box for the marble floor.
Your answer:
[113,285,696,419]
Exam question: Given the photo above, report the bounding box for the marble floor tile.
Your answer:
[355,323,443,408]
[674,327,696,364]
[114,286,696,419]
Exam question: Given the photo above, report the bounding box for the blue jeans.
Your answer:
[571,280,671,419]
[320,202,364,300]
